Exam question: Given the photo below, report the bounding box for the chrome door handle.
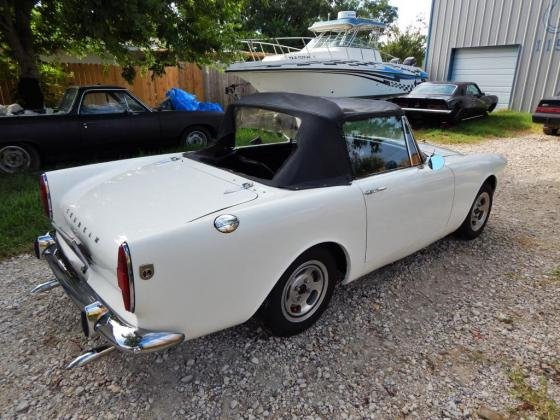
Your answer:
[364,186,387,195]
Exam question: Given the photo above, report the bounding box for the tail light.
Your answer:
[536,103,560,113]
[117,242,135,312]
[39,173,52,219]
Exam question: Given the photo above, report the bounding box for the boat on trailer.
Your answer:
[226,11,428,99]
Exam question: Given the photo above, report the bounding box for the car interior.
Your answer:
[198,108,300,180]
[208,142,297,180]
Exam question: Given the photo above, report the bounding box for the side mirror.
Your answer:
[428,154,445,171]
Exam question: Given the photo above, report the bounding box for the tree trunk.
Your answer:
[0,0,43,109]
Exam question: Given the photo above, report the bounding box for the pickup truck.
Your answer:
[0,85,223,174]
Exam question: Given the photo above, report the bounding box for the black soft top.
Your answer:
[233,92,403,120]
[190,93,404,189]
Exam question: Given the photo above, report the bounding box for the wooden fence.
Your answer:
[203,67,256,107]
[0,62,206,107]
[0,62,258,109]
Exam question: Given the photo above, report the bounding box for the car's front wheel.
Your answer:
[0,144,40,174]
[454,182,494,240]
[262,248,338,336]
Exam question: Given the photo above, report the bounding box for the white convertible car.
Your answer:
[32,93,506,367]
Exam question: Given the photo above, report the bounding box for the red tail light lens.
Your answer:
[39,173,52,219]
[117,242,135,312]
[536,105,560,113]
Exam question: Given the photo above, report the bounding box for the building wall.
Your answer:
[425,0,560,111]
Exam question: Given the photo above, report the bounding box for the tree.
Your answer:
[0,0,243,108]
[243,0,397,39]
[380,23,427,66]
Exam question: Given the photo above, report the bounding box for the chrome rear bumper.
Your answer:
[35,234,184,356]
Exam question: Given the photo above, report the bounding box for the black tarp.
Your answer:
[189,92,404,189]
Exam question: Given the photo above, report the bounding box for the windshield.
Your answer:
[235,107,301,146]
[411,83,457,96]
[58,87,78,113]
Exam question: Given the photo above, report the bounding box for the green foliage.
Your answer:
[38,63,73,107]
[243,0,397,38]
[415,111,539,144]
[0,0,244,83]
[509,367,560,419]
[0,173,50,260]
[380,24,426,65]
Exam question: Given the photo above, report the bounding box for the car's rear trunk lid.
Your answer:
[58,157,258,276]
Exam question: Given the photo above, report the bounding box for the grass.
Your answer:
[0,173,50,259]
[508,367,560,419]
[414,110,540,144]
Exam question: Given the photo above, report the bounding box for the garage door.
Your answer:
[450,46,519,109]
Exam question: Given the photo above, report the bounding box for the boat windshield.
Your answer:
[307,30,379,50]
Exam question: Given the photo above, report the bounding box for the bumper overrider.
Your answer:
[32,233,184,368]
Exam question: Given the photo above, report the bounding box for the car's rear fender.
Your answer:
[128,183,366,339]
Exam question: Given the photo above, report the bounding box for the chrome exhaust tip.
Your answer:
[30,279,60,295]
[66,345,115,369]
[35,233,55,259]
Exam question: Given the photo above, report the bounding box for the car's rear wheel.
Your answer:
[543,126,558,136]
[0,144,40,174]
[181,126,211,148]
[454,182,494,240]
[262,248,338,336]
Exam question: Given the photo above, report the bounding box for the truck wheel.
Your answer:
[181,126,210,148]
[543,126,558,136]
[262,248,338,337]
[454,182,494,240]
[0,144,40,174]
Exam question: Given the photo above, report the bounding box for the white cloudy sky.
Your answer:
[389,0,432,32]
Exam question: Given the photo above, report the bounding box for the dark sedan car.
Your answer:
[532,94,560,135]
[390,82,498,123]
[0,85,223,174]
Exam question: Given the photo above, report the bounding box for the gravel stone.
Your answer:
[1,134,559,418]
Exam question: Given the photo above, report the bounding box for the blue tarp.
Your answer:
[166,88,223,112]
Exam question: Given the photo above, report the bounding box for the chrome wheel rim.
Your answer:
[185,131,207,147]
[471,191,490,231]
[0,146,31,173]
[281,260,328,322]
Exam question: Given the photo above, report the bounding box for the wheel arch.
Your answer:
[254,240,351,320]
[484,174,497,191]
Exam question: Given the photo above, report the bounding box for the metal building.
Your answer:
[425,0,560,111]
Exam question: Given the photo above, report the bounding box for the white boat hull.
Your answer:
[227,66,425,98]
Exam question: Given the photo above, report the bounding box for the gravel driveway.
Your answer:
[1,134,559,419]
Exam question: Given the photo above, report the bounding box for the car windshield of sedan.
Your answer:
[411,83,457,95]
